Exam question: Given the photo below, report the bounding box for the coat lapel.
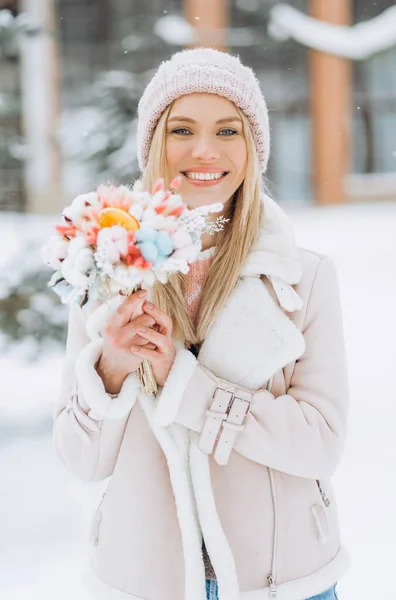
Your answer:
[197,275,305,390]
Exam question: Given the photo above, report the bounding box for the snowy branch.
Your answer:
[268,3,396,60]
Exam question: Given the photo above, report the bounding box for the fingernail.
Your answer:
[145,301,154,310]
[137,326,147,333]
[137,289,146,298]
[130,345,140,353]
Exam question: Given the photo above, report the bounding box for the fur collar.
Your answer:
[240,193,303,313]
[186,193,305,390]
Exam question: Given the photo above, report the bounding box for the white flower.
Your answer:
[61,257,89,289]
[141,207,157,223]
[59,236,94,290]
[68,235,88,258]
[111,265,140,290]
[129,204,144,221]
[62,192,100,222]
[96,226,128,264]
[74,247,94,272]
[41,236,68,270]
[111,265,156,292]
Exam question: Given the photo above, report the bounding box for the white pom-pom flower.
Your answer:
[96,226,128,264]
[62,192,100,222]
[41,235,68,270]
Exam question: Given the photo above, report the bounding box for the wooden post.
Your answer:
[19,0,63,214]
[184,0,229,52]
[309,0,352,205]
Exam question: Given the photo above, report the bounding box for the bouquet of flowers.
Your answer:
[42,176,227,395]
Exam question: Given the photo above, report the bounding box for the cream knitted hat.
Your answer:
[136,47,270,173]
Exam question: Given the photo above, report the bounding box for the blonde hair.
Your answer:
[141,100,263,345]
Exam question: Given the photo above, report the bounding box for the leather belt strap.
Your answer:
[214,392,252,465]
[198,386,235,454]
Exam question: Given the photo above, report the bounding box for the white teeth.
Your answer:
[184,171,226,181]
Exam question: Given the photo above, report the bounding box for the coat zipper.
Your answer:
[316,479,331,507]
[264,376,278,599]
[267,466,278,599]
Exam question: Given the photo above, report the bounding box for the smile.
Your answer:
[181,171,229,186]
[183,171,228,181]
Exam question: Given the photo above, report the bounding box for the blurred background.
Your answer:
[0,1,395,599]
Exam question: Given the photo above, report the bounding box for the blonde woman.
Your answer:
[54,49,349,600]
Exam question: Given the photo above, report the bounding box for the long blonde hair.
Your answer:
[141,99,263,344]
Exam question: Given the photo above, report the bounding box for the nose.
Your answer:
[190,133,220,162]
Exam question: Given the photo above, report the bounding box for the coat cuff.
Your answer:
[75,339,140,420]
[153,348,197,427]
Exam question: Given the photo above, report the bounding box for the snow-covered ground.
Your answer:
[1,200,395,599]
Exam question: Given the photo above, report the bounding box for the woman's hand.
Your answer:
[97,290,158,394]
[130,300,176,387]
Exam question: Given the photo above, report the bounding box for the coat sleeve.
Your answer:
[53,303,140,482]
[153,257,349,479]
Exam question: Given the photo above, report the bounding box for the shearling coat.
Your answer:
[54,193,350,600]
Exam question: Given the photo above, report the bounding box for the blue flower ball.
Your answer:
[135,227,157,243]
[154,253,167,268]
[139,241,158,263]
[156,231,174,256]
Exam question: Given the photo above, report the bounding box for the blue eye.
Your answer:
[218,128,238,136]
[171,128,191,135]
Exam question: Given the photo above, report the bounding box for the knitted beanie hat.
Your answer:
[136,47,270,173]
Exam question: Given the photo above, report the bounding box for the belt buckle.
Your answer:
[212,384,235,406]
[229,391,252,418]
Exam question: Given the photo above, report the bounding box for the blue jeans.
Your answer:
[205,580,339,600]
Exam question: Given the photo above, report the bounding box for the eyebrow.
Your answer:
[167,116,242,124]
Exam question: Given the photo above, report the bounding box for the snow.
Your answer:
[1,200,396,599]
[268,3,396,60]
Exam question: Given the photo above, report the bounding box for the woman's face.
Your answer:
[165,93,247,210]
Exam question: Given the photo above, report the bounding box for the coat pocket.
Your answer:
[311,479,331,544]
[311,504,330,544]
[89,492,106,547]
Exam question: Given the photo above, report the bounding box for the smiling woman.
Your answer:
[53,47,349,600]
[165,96,247,204]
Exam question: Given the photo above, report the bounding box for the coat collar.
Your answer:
[242,193,302,283]
[240,193,303,313]
[195,194,306,390]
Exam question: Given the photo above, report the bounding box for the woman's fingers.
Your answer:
[123,313,156,338]
[142,301,173,337]
[114,289,147,327]
[141,341,157,350]
[135,325,168,353]
[130,344,158,362]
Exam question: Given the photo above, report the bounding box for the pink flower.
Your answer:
[97,184,134,212]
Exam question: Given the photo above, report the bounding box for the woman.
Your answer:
[54,48,349,600]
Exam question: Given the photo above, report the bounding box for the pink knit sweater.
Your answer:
[184,246,216,330]
[184,246,217,580]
